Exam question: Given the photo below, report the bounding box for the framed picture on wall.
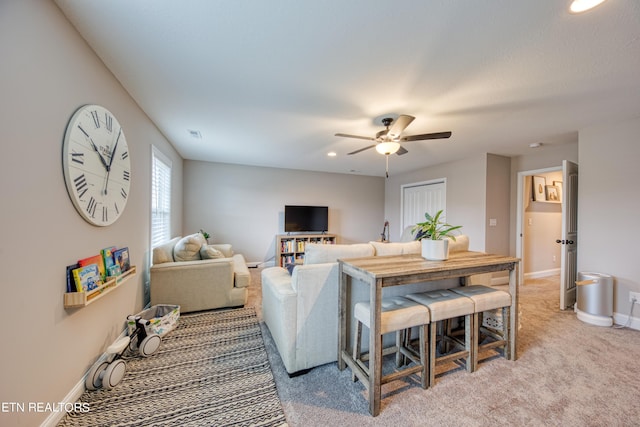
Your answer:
[553,180,563,201]
[546,185,560,202]
[532,176,546,201]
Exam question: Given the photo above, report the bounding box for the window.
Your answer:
[151,146,172,249]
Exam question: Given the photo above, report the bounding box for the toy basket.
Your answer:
[128,304,180,337]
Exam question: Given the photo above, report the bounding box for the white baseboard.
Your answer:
[40,328,130,427]
[574,301,640,331]
[613,311,640,331]
[524,268,561,279]
[248,260,275,268]
[40,377,87,427]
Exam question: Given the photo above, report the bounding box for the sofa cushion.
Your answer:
[232,254,251,288]
[304,243,375,264]
[200,244,225,259]
[152,237,182,264]
[174,233,206,262]
[448,234,469,253]
[208,243,234,258]
[369,241,421,256]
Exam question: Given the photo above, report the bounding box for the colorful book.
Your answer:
[108,264,122,277]
[113,247,130,273]
[72,264,101,292]
[78,254,106,281]
[66,263,80,293]
[101,246,117,276]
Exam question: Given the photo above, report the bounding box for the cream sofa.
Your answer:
[151,234,250,313]
[261,236,479,375]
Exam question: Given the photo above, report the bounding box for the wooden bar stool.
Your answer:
[450,285,511,371]
[405,290,475,387]
[353,296,430,389]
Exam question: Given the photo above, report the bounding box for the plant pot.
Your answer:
[421,239,449,261]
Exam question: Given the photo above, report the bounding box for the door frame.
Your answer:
[516,166,561,286]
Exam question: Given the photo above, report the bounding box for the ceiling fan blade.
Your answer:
[387,115,415,139]
[401,131,452,142]
[348,145,376,155]
[396,146,408,156]
[335,133,375,141]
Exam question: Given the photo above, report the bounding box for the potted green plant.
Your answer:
[411,210,462,260]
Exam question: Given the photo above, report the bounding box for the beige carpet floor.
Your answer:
[247,267,640,426]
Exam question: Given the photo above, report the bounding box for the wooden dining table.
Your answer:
[337,251,520,416]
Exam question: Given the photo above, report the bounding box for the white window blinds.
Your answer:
[151,147,172,248]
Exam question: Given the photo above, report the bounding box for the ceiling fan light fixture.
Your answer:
[375,141,401,155]
[569,0,607,13]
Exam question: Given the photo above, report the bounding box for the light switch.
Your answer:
[528,218,533,226]
[489,218,497,226]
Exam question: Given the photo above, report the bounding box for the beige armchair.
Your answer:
[150,235,250,313]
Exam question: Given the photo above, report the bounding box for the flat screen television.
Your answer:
[284,205,328,233]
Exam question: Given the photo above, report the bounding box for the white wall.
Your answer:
[485,154,511,255]
[183,161,385,264]
[578,116,640,320]
[384,153,493,252]
[0,3,183,426]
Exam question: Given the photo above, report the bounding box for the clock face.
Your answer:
[62,105,131,226]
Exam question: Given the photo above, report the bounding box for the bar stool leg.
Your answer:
[503,306,511,359]
[428,322,437,387]
[469,313,478,372]
[420,324,429,389]
[352,320,362,382]
[395,329,403,367]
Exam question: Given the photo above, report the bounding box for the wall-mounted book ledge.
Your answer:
[64,266,137,308]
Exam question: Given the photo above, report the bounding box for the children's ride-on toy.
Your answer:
[85,315,161,390]
[127,314,162,357]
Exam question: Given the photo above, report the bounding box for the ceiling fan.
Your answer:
[335,114,452,177]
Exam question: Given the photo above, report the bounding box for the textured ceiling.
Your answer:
[54,0,640,177]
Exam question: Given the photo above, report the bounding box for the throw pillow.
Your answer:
[284,262,298,275]
[152,237,181,264]
[200,244,224,259]
[173,233,206,262]
[208,244,233,258]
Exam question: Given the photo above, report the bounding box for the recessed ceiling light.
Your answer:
[529,142,543,148]
[569,0,607,13]
[327,151,337,157]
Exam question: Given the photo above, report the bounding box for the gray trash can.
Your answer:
[576,272,613,327]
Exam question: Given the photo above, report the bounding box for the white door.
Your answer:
[559,160,579,310]
[401,180,446,238]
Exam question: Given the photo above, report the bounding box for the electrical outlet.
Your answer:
[629,291,640,303]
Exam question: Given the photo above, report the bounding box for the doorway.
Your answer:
[517,161,578,309]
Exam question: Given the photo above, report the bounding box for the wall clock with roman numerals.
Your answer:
[62,104,131,226]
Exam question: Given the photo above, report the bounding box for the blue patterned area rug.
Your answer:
[60,307,288,427]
